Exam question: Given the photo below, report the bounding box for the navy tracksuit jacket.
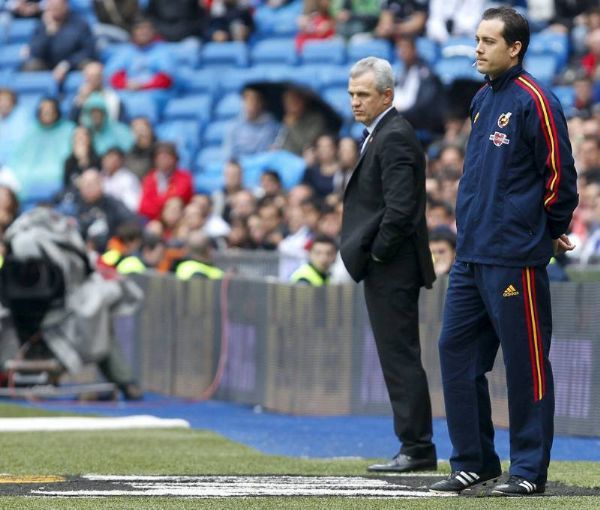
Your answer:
[439,64,578,484]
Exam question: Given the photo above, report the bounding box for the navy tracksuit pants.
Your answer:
[439,261,554,484]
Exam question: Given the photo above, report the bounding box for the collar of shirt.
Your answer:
[486,64,523,92]
[366,106,395,135]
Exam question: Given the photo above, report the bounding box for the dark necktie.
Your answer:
[358,128,369,153]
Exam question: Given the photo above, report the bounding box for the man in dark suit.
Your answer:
[341,57,437,473]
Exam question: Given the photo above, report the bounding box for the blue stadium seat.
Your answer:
[239,150,306,190]
[251,64,296,83]
[10,72,58,96]
[214,93,242,120]
[529,31,569,70]
[0,44,25,71]
[15,93,43,115]
[155,120,202,154]
[251,38,298,66]
[164,40,201,69]
[163,94,213,124]
[203,119,233,147]
[524,54,558,86]
[201,42,249,68]
[301,39,346,65]
[322,86,353,121]
[177,68,219,97]
[314,64,351,88]
[350,122,364,141]
[194,172,226,194]
[63,71,84,95]
[253,1,302,37]
[415,37,439,66]
[433,57,482,85]
[5,18,37,44]
[195,146,226,173]
[552,86,575,111]
[99,43,128,64]
[347,39,392,63]
[118,92,160,124]
[219,68,263,94]
[441,36,476,58]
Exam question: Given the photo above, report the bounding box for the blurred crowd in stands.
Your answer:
[0,0,599,282]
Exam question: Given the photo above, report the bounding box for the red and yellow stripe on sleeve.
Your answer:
[515,76,561,209]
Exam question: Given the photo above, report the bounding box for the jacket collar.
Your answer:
[486,64,523,92]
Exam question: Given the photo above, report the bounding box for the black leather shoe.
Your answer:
[367,454,437,473]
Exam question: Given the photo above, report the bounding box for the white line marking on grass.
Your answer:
[30,475,458,498]
[0,416,190,432]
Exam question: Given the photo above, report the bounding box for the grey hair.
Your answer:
[349,57,394,93]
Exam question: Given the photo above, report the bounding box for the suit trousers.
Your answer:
[439,262,554,484]
[363,243,436,459]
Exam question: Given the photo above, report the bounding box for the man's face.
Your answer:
[475,18,520,80]
[0,92,16,117]
[84,62,104,90]
[102,151,123,174]
[430,240,455,276]
[155,150,177,173]
[243,90,263,121]
[47,0,68,22]
[348,71,392,126]
[133,22,155,47]
[309,242,337,274]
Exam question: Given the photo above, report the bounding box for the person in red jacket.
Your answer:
[138,142,194,221]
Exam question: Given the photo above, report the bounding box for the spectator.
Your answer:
[145,0,206,42]
[158,196,185,241]
[226,217,252,248]
[247,213,277,250]
[229,189,257,222]
[212,159,244,221]
[63,125,101,191]
[337,136,358,193]
[582,27,600,79]
[256,170,285,207]
[73,168,138,249]
[0,89,29,166]
[5,1,43,19]
[302,134,342,198]
[191,194,231,240]
[125,117,156,180]
[290,234,338,285]
[257,201,285,248]
[23,0,96,82]
[222,87,280,160]
[426,198,455,231]
[375,0,428,40]
[138,142,194,220]
[107,17,174,92]
[296,0,335,52]
[70,61,123,122]
[573,75,596,117]
[9,97,75,202]
[274,87,329,156]
[428,226,456,276]
[207,0,254,42]
[93,0,139,44]
[100,146,141,211]
[393,35,446,134]
[426,0,484,43]
[332,0,380,40]
[0,184,19,236]
[80,92,134,155]
[430,143,464,177]
[173,231,224,280]
[576,136,600,174]
[278,196,321,257]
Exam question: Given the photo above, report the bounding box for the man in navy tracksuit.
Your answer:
[430,7,578,496]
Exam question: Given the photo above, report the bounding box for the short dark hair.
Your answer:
[482,7,530,64]
[429,227,457,249]
[312,234,338,251]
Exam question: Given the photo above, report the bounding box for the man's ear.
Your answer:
[384,87,394,106]
[510,41,522,60]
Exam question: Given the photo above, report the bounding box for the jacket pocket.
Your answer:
[505,195,536,236]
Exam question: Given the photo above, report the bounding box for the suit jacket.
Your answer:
[341,109,435,287]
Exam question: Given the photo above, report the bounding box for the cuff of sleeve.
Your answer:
[548,219,570,240]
